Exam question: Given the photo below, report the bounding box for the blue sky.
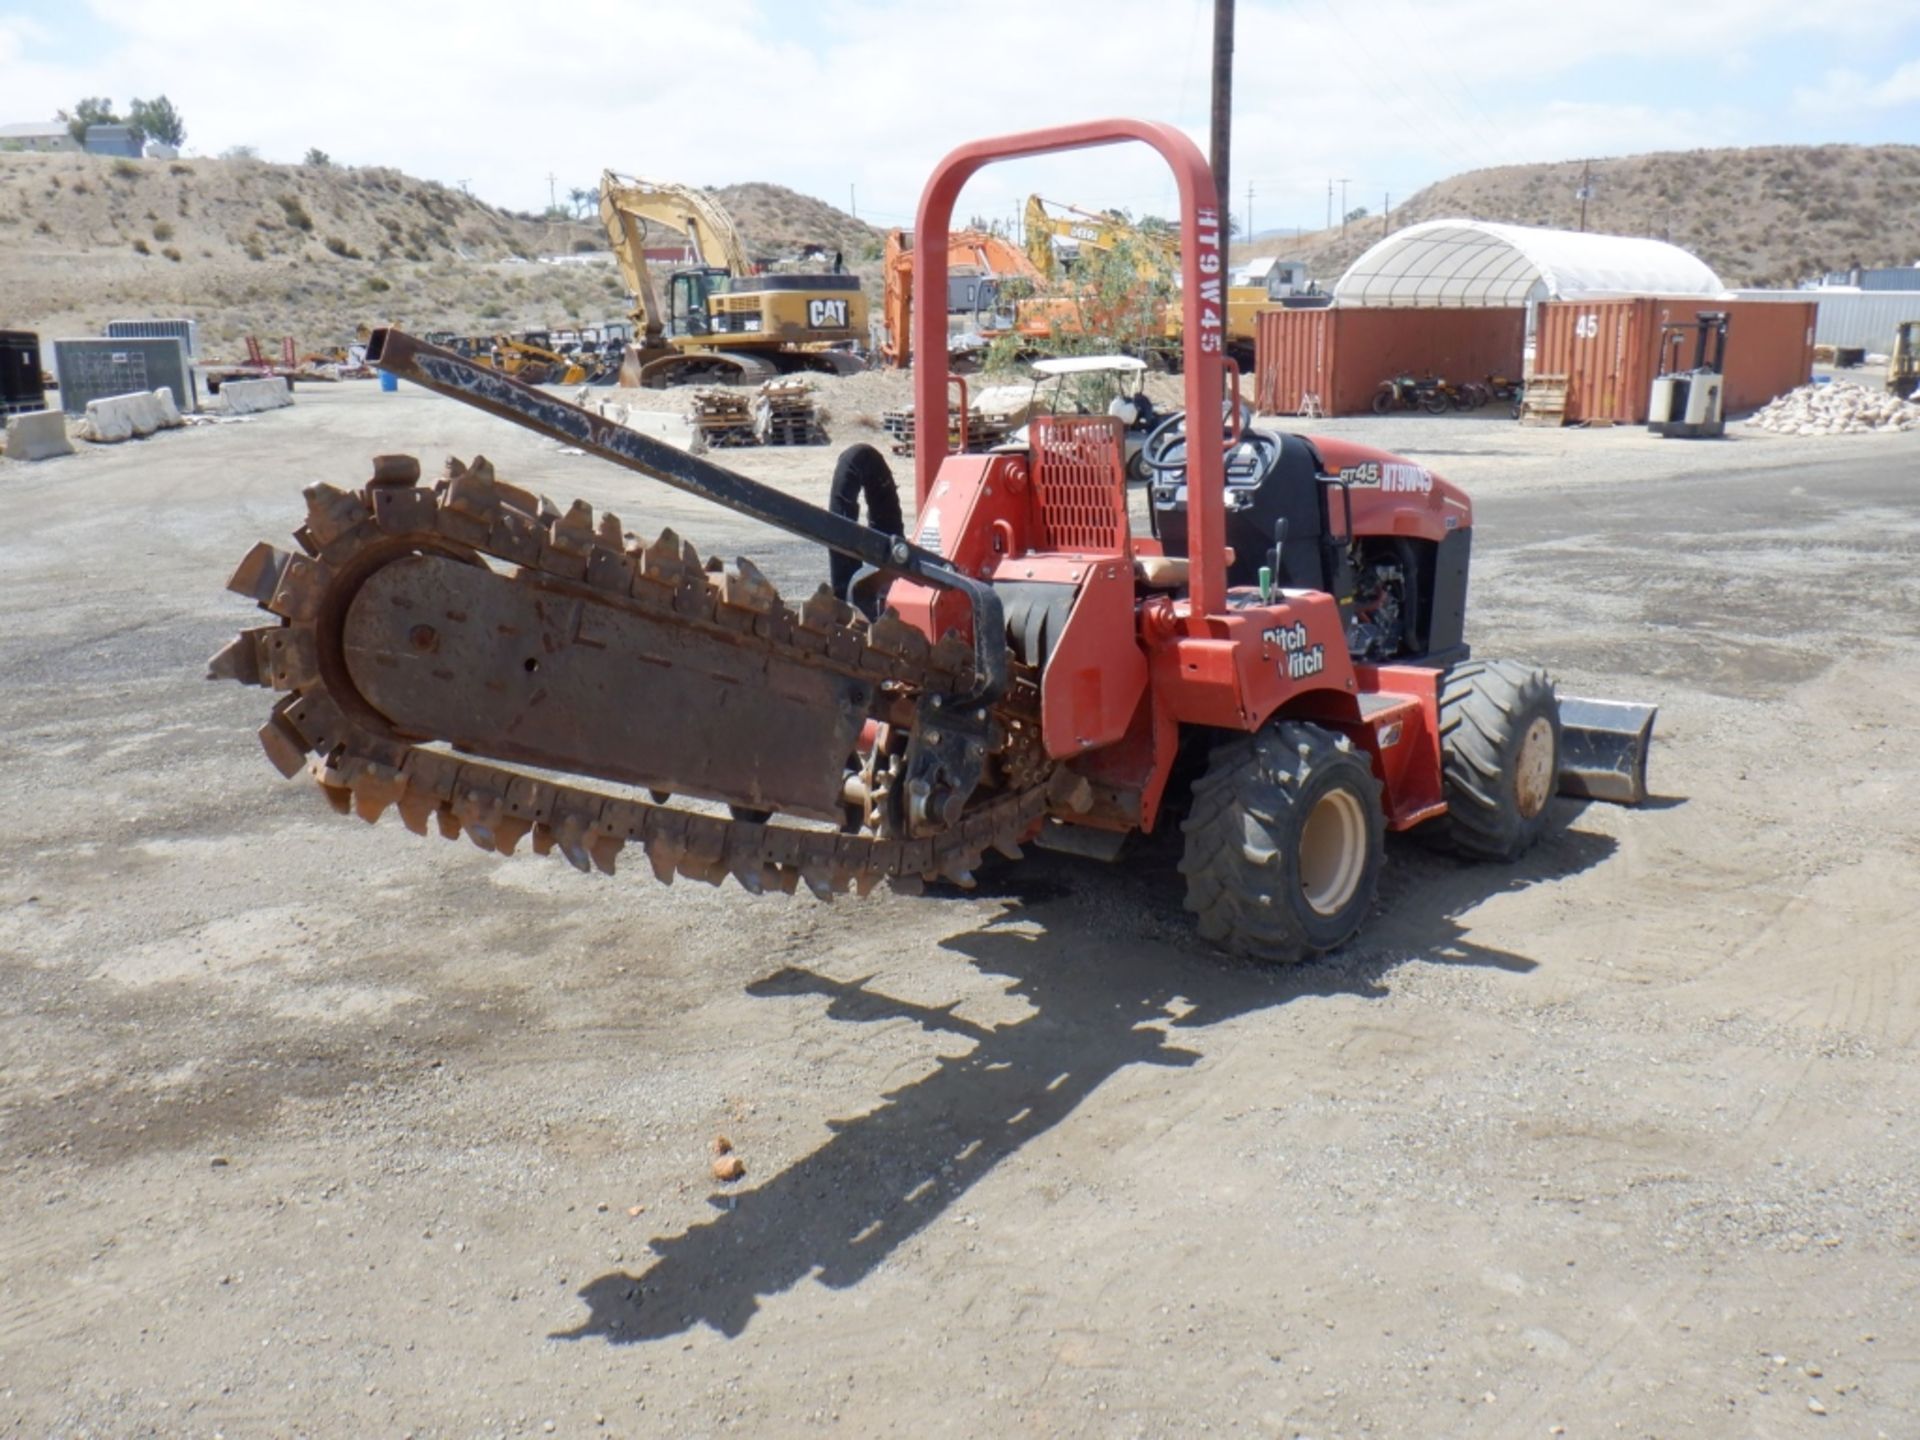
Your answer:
[3,0,1917,236]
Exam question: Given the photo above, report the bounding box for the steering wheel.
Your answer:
[1142,400,1271,479]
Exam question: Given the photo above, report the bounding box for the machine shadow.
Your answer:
[554,805,1616,1347]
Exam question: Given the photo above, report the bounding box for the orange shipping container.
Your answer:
[1255,307,1525,417]
[1532,297,1816,424]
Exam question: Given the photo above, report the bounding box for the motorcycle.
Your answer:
[1372,374,1451,415]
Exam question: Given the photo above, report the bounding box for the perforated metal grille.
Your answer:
[1029,415,1127,555]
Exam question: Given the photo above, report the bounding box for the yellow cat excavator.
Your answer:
[599,173,868,387]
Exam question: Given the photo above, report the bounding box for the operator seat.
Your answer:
[1149,431,1328,592]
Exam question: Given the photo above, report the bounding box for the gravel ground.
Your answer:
[2,382,1917,1438]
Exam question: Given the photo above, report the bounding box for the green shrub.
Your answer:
[162,246,181,262]
[152,220,173,241]
[111,158,141,180]
[243,234,266,261]
[169,162,192,176]
[277,194,314,231]
[131,237,150,255]
[478,302,506,319]
[323,235,362,259]
[367,275,391,293]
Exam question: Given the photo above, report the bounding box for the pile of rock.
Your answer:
[1745,381,1920,435]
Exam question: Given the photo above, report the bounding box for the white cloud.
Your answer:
[2,0,1914,233]
[1794,58,1920,114]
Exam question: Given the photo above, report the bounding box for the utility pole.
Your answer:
[850,183,856,221]
[547,172,557,211]
[1384,191,1390,238]
[1210,0,1234,231]
[1338,178,1351,242]
[1246,181,1254,243]
[1576,160,1593,232]
[1326,180,1333,232]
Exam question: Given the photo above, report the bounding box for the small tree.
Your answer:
[58,97,119,143]
[221,144,260,161]
[305,148,332,167]
[128,95,186,148]
[1344,205,1370,224]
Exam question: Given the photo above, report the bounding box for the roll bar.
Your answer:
[910,119,1231,619]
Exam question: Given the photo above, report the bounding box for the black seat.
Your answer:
[1150,432,1327,592]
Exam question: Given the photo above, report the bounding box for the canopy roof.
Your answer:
[1333,219,1724,308]
[1029,354,1148,375]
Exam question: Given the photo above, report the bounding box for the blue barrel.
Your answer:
[378,369,399,393]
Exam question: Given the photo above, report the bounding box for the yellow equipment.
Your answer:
[1016,196,1182,360]
[482,335,592,387]
[1889,321,1919,401]
[599,172,868,386]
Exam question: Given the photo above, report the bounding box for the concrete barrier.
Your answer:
[220,377,293,415]
[3,409,75,461]
[79,388,187,443]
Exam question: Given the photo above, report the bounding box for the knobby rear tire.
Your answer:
[1179,720,1385,963]
[1432,659,1562,860]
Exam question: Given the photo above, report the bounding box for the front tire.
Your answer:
[1179,721,1384,962]
[1432,660,1561,860]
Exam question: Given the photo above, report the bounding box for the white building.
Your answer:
[0,122,80,153]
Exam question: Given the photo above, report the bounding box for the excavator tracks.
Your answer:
[210,453,1048,898]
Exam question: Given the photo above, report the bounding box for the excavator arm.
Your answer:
[598,172,754,346]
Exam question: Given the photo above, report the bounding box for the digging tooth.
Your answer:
[596,512,623,548]
[208,628,269,686]
[301,483,372,548]
[435,808,463,841]
[530,824,555,857]
[370,454,422,487]
[444,466,500,523]
[256,707,310,778]
[550,499,596,556]
[587,834,623,875]
[868,609,931,664]
[991,837,1025,861]
[227,542,290,605]
[799,866,837,902]
[721,557,782,614]
[644,837,680,884]
[350,769,404,823]
[396,792,438,836]
[642,528,686,585]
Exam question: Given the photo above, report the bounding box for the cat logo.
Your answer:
[807,298,849,329]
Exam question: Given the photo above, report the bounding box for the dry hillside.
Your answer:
[1236,144,1920,291]
[712,181,881,262]
[0,152,877,359]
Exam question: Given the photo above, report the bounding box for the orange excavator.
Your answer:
[880,227,1040,365]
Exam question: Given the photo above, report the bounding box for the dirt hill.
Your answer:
[711,182,881,263]
[0,152,877,359]
[1236,144,1920,291]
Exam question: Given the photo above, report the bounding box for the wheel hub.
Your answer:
[1299,788,1367,917]
[1515,715,1556,819]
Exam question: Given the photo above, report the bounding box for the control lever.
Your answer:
[1260,517,1289,602]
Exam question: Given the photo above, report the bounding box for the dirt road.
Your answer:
[2,386,1916,1437]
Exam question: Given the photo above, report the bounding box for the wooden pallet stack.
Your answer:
[1519,374,1569,427]
[880,405,1016,457]
[752,379,826,446]
[689,388,757,447]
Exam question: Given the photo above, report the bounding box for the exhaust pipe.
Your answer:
[1557,696,1658,806]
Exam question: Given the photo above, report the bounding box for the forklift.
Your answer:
[1888,321,1918,401]
[1648,310,1728,439]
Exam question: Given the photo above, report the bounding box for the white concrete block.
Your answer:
[3,409,75,460]
[77,388,188,443]
[81,396,135,443]
[220,377,292,414]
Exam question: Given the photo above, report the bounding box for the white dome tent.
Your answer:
[1332,219,1724,309]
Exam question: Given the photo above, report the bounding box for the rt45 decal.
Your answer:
[807,298,849,329]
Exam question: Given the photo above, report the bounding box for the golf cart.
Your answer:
[1005,354,1161,481]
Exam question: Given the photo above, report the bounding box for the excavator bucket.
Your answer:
[1556,696,1658,806]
